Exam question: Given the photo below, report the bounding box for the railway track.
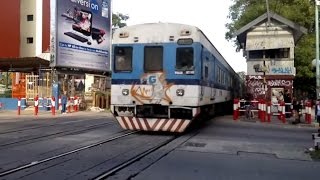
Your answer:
[0,121,117,149]
[93,135,179,180]
[0,131,137,178]
[0,117,109,135]
[0,116,205,179]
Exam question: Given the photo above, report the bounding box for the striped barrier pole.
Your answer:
[258,99,261,120]
[304,102,308,123]
[307,101,312,124]
[51,96,56,116]
[67,97,71,113]
[267,101,271,122]
[70,97,74,112]
[237,99,240,120]
[74,96,78,112]
[262,99,266,122]
[233,99,238,120]
[34,95,39,116]
[281,101,286,123]
[59,96,62,110]
[17,97,21,115]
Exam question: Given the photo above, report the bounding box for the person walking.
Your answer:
[292,99,302,124]
[61,91,68,114]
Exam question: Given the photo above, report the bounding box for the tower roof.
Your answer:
[235,12,307,49]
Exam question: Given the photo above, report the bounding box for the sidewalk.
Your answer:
[0,109,113,121]
[238,108,319,129]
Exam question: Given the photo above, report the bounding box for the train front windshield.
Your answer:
[144,46,163,72]
[176,47,194,71]
[114,47,133,72]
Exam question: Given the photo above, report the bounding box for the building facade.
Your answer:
[0,0,50,58]
[0,0,111,109]
[235,12,307,102]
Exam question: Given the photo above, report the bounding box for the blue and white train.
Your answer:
[111,23,243,133]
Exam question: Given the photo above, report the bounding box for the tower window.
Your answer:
[27,37,33,44]
[27,15,34,21]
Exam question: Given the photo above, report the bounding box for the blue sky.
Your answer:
[112,0,247,73]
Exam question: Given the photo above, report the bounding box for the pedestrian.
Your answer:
[61,91,68,114]
[292,99,302,124]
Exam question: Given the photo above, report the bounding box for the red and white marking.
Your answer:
[115,117,191,133]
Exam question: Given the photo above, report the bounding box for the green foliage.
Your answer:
[310,149,320,160]
[226,0,316,79]
[0,72,12,87]
[237,71,247,80]
[112,13,129,28]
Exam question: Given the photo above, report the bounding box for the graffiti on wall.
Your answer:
[270,66,295,75]
[247,76,265,97]
[268,80,292,87]
[130,72,173,104]
[246,75,292,98]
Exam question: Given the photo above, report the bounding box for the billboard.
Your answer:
[50,0,111,71]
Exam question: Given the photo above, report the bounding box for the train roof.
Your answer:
[113,23,239,77]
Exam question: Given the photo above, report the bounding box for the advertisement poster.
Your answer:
[50,0,111,72]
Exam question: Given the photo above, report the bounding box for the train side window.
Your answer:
[204,66,208,79]
[144,46,163,72]
[176,47,194,71]
[114,47,133,72]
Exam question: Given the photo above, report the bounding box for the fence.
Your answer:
[233,99,313,124]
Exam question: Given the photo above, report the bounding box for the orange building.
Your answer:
[0,0,51,98]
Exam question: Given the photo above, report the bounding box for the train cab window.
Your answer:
[144,46,163,72]
[176,47,194,71]
[114,47,133,72]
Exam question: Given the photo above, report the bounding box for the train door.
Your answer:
[211,56,216,101]
[200,46,205,99]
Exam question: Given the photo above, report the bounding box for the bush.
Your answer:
[310,149,320,160]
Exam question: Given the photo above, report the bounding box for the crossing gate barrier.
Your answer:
[34,95,39,116]
[304,101,312,124]
[233,99,239,120]
[17,98,21,115]
[51,96,56,116]
[234,99,260,121]
[67,97,72,113]
[267,101,271,122]
[59,96,62,110]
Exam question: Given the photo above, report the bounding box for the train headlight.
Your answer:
[122,89,129,96]
[176,89,185,96]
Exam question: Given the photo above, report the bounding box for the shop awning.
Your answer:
[0,57,50,72]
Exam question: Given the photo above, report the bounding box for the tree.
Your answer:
[112,13,129,28]
[237,71,246,81]
[226,0,316,96]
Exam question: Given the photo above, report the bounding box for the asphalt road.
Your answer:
[125,117,320,180]
[0,113,319,180]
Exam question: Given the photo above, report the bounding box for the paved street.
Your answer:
[0,112,319,180]
[112,116,320,180]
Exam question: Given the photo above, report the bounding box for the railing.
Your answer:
[233,99,313,124]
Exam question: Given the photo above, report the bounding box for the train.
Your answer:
[110,23,243,133]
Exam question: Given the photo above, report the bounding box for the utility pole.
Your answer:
[316,0,320,99]
[264,0,270,99]
[266,0,271,26]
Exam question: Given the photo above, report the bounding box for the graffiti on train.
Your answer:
[130,72,173,104]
